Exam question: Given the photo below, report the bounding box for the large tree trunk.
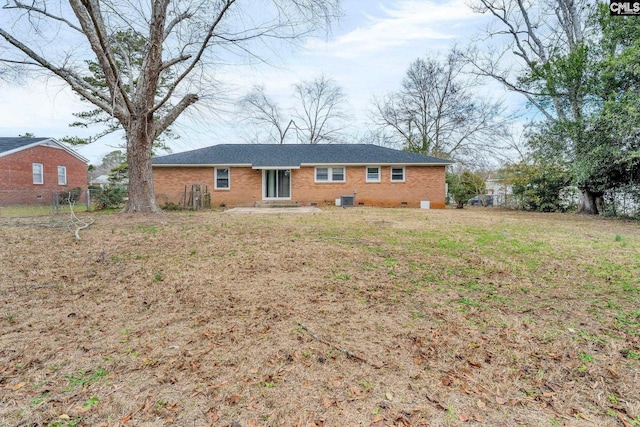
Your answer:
[577,189,603,215]
[123,116,162,214]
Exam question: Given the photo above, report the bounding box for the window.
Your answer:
[391,166,405,182]
[315,167,329,182]
[32,163,43,184]
[366,166,380,182]
[57,166,67,185]
[331,167,345,181]
[215,167,230,189]
[315,167,345,183]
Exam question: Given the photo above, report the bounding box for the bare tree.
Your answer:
[238,74,349,144]
[466,0,600,213]
[293,74,349,144]
[372,51,509,165]
[355,128,398,148]
[238,85,297,144]
[468,0,586,122]
[0,45,25,82]
[0,0,339,213]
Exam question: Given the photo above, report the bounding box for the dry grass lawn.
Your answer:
[1,207,639,427]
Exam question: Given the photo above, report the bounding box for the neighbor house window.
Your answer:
[315,167,345,183]
[215,167,230,189]
[57,166,67,185]
[390,166,405,182]
[366,166,380,182]
[32,163,43,184]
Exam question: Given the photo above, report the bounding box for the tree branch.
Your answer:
[0,27,114,113]
[153,93,198,139]
[163,11,194,41]
[161,54,192,71]
[69,0,134,117]
[151,0,236,115]
[3,1,84,33]
[298,323,383,369]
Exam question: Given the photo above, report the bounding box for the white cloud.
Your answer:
[240,0,492,133]
[305,0,481,59]
[0,80,119,163]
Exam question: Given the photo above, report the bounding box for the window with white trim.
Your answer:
[32,163,43,184]
[58,166,67,185]
[315,167,345,183]
[390,166,405,182]
[331,167,345,181]
[366,166,380,182]
[215,167,230,189]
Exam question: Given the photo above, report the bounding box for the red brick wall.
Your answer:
[153,167,263,207]
[292,165,447,208]
[153,165,447,208]
[0,145,87,205]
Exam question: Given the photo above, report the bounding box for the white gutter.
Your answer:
[299,162,453,167]
[152,163,253,168]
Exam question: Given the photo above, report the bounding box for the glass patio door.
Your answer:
[263,169,291,199]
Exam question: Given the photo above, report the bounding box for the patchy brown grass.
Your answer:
[1,207,639,427]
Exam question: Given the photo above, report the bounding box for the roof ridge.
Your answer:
[152,143,453,167]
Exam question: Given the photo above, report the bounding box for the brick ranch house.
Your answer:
[152,144,453,208]
[0,137,88,206]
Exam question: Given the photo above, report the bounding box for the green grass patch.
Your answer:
[64,367,108,391]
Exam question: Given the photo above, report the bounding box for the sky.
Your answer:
[0,0,514,165]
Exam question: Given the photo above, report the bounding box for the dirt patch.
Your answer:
[1,207,638,426]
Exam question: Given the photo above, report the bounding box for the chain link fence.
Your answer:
[490,185,638,217]
[0,188,91,218]
[0,188,96,240]
[1,185,213,218]
[604,185,640,217]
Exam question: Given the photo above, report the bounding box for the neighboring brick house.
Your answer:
[0,137,89,206]
[152,144,453,208]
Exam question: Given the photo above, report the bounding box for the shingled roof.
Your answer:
[152,144,453,168]
[0,137,51,155]
[0,137,89,162]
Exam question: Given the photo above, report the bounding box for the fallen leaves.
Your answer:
[322,397,332,408]
[425,395,447,411]
[9,382,25,391]
[2,209,640,426]
[495,396,508,405]
[617,413,635,427]
[227,394,242,405]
